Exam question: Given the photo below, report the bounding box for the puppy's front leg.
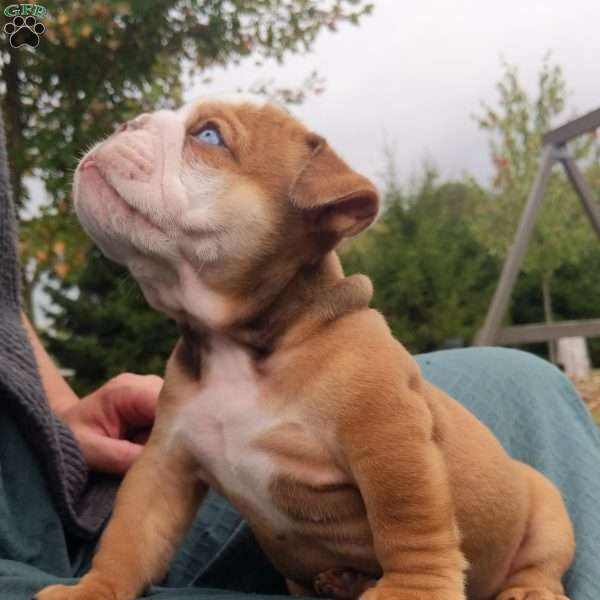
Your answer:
[36,427,205,600]
[341,386,467,600]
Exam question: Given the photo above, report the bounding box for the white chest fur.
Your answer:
[170,335,286,524]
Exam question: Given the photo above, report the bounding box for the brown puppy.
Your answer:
[36,95,574,600]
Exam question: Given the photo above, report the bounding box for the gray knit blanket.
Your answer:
[0,109,117,539]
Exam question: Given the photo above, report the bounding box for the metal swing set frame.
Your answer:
[475,107,600,347]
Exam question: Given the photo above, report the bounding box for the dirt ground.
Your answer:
[571,370,600,426]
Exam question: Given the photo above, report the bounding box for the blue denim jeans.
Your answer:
[2,348,599,599]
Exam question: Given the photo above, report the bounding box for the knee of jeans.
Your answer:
[476,345,569,379]
[478,346,557,372]
[419,346,580,409]
[466,347,581,408]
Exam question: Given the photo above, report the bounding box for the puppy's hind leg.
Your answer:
[495,463,574,600]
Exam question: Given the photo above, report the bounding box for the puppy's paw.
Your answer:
[359,586,465,600]
[34,581,117,600]
[496,588,569,600]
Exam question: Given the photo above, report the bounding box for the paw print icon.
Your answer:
[4,15,45,48]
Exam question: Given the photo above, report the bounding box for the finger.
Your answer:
[108,381,162,429]
[112,373,163,393]
[82,433,144,474]
[115,390,158,428]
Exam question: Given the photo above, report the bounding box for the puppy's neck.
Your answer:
[178,252,373,367]
[230,252,373,354]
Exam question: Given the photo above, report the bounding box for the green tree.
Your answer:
[342,167,498,353]
[1,0,373,315]
[473,56,600,341]
[45,247,178,395]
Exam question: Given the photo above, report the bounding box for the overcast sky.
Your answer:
[186,0,600,189]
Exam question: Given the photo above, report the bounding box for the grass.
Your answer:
[571,370,600,428]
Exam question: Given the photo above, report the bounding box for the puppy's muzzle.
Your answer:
[115,113,152,134]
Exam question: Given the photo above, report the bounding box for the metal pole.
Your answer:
[559,152,600,239]
[474,146,556,346]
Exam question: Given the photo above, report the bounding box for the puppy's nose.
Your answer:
[115,113,151,133]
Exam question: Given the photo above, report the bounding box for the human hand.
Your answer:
[61,373,163,474]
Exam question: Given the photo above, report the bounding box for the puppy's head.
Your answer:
[74,94,378,327]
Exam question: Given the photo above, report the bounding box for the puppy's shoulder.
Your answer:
[298,307,422,397]
[327,307,415,366]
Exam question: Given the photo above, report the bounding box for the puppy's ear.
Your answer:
[290,134,379,237]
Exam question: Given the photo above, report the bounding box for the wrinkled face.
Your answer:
[74,94,378,327]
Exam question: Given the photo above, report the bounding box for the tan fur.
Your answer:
[37,95,574,600]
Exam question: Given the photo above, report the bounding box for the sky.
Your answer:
[186,0,600,189]
[29,0,600,324]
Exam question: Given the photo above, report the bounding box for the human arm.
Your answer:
[22,311,80,414]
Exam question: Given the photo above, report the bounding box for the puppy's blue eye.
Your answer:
[194,126,222,146]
